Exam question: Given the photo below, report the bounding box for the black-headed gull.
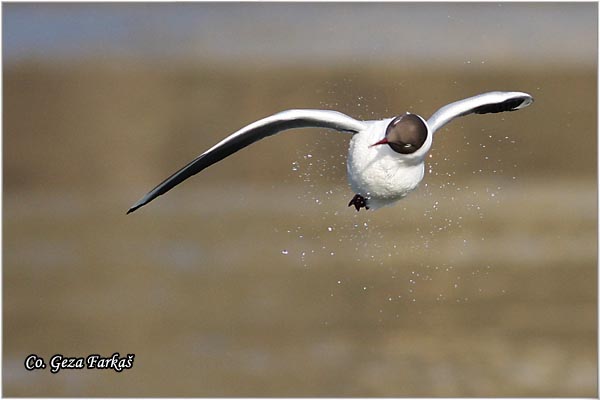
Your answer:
[128,91,533,214]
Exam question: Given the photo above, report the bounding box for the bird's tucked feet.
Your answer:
[348,194,369,211]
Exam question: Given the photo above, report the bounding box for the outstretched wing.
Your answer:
[127,109,366,214]
[426,91,534,134]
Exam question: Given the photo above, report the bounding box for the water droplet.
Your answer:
[281,250,289,255]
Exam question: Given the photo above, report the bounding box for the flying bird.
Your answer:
[127,91,533,214]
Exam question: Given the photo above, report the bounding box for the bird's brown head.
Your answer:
[371,114,428,154]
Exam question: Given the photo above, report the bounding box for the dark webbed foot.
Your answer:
[348,194,369,211]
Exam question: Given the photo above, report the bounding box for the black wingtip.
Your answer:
[473,97,526,115]
[126,199,146,215]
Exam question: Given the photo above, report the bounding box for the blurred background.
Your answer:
[3,2,597,397]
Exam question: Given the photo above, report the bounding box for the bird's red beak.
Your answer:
[369,138,388,148]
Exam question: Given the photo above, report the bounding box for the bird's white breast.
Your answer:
[347,119,426,209]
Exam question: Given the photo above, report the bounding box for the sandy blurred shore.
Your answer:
[4,62,596,191]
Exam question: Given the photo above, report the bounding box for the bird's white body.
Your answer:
[347,117,429,209]
[128,91,533,214]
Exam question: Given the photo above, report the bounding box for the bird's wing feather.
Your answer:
[426,91,534,134]
[127,109,365,214]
